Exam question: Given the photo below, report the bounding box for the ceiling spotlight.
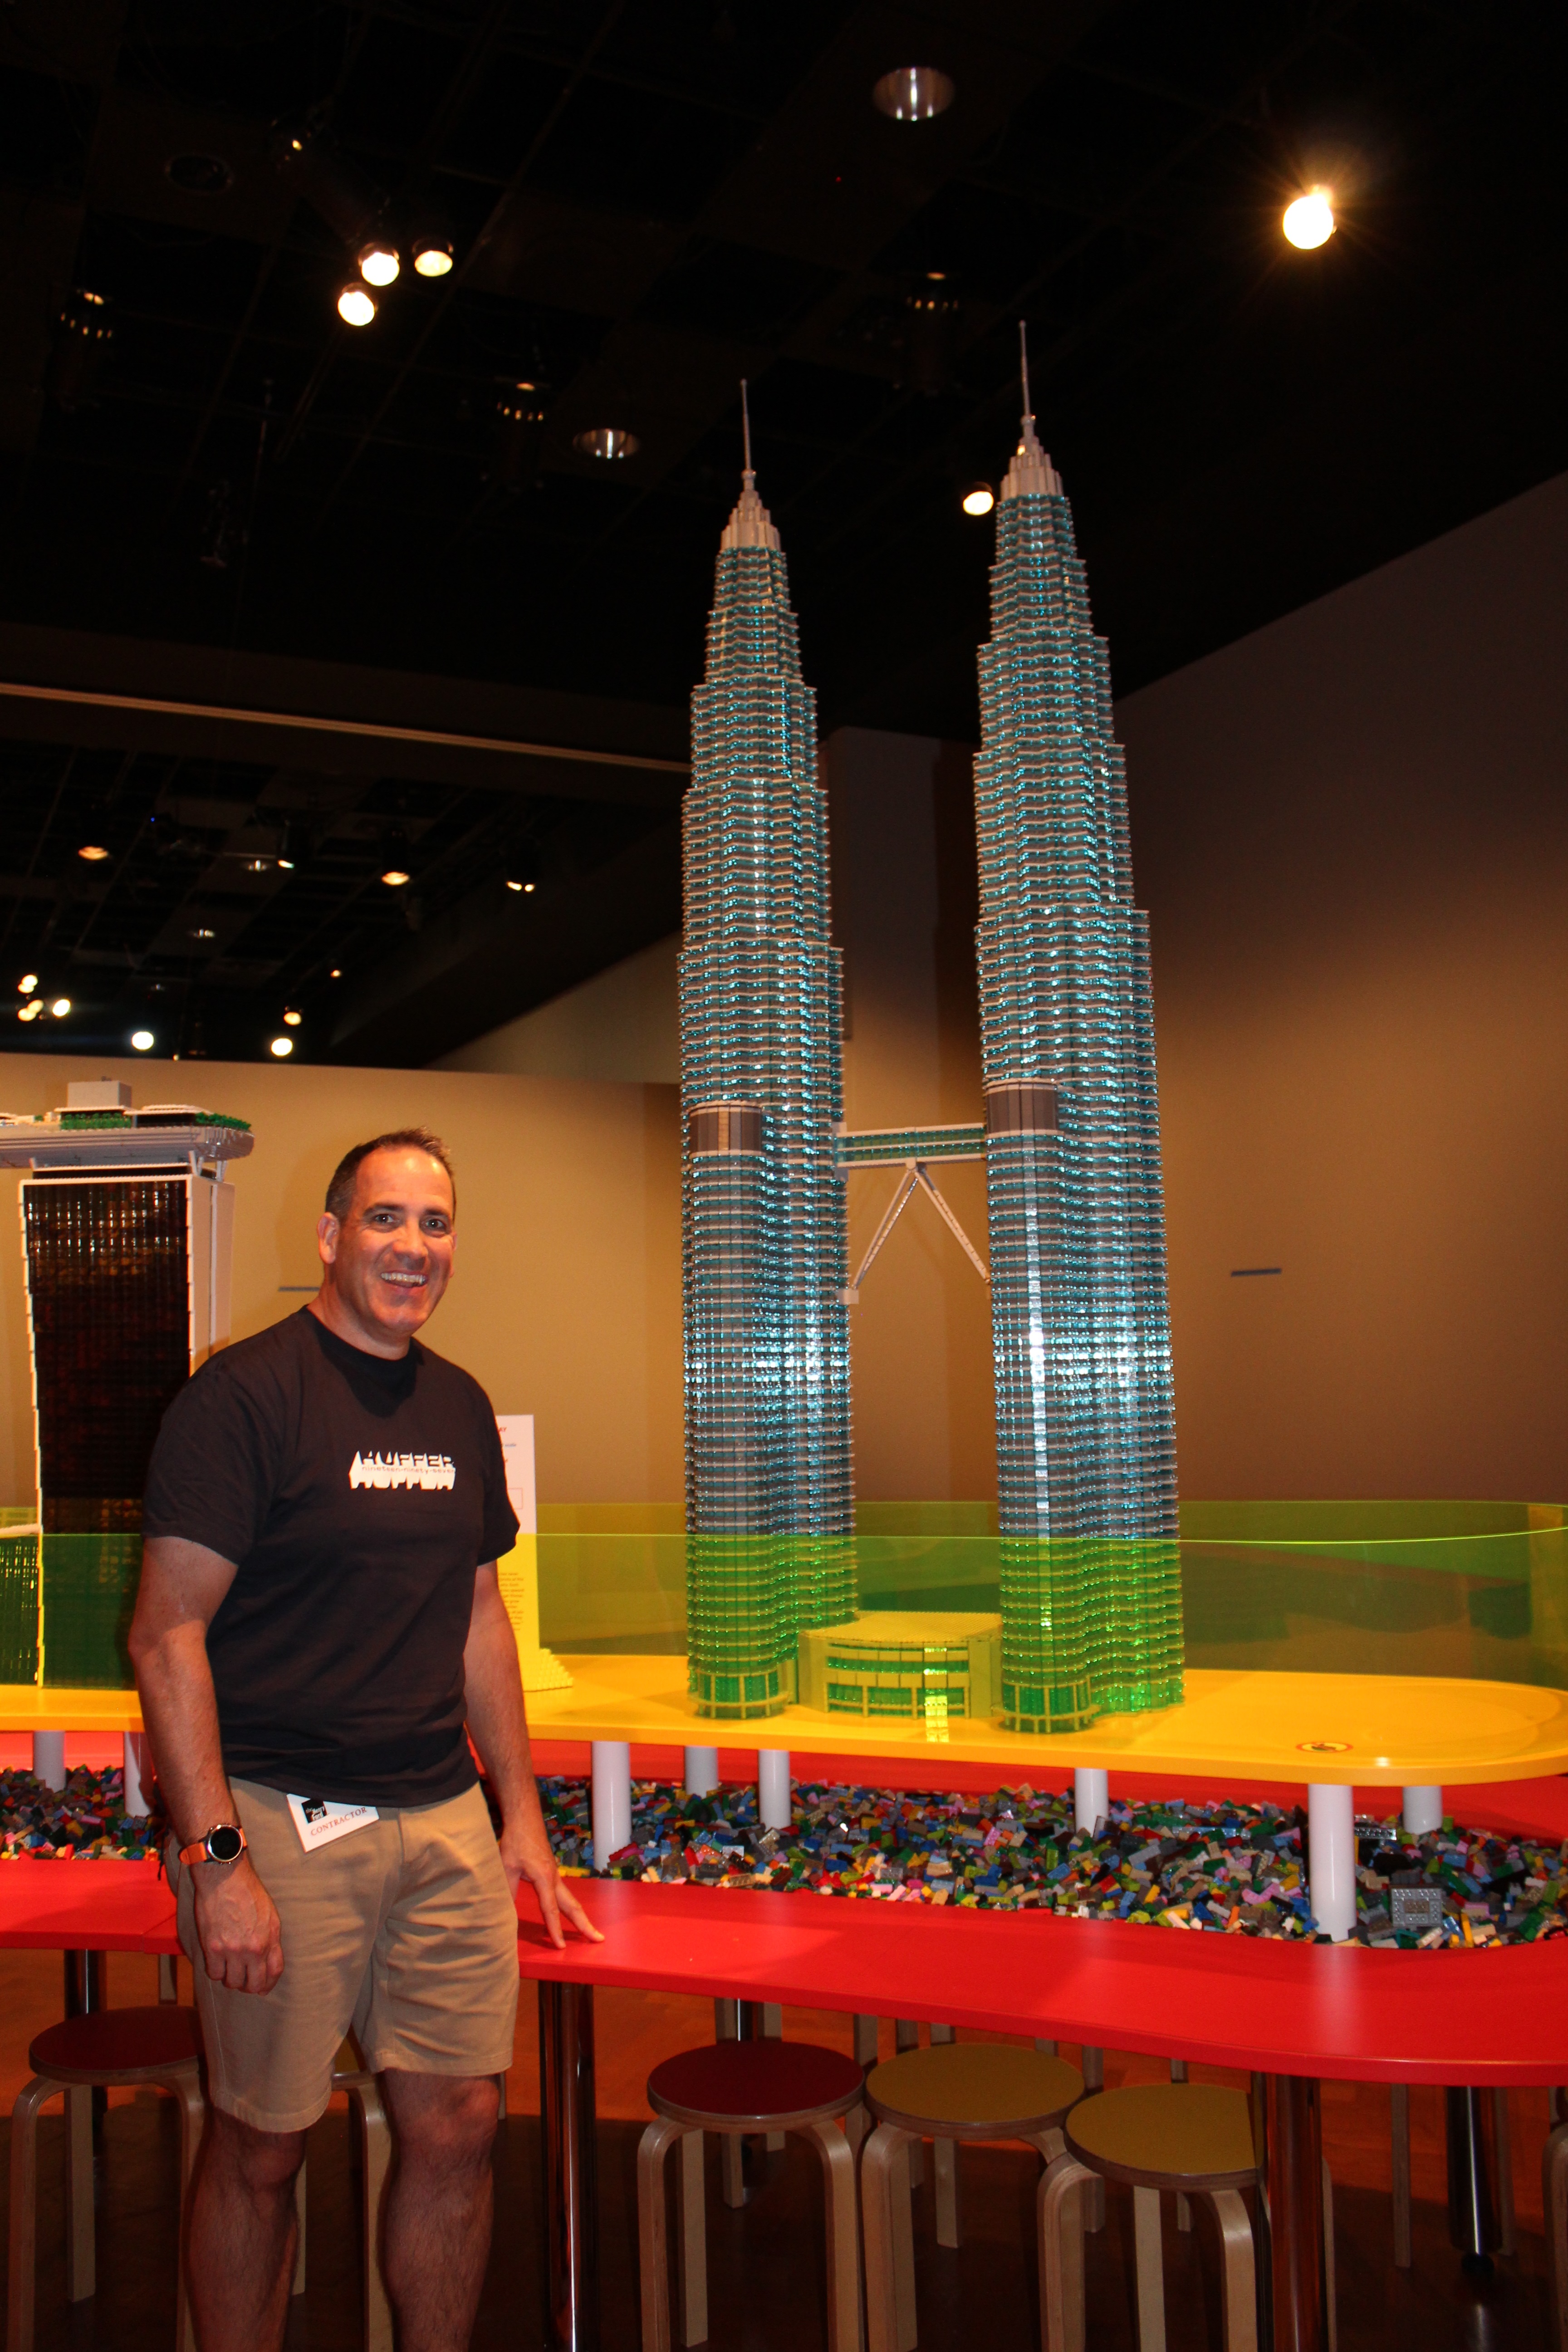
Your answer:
[270,1035,294,1058]
[357,237,400,287]
[412,230,454,278]
[962,482,995,517]
[190,925,216,940]
[50,290,114,412]
[282,1007,302,1027]
[338,280,377,328]
[329,966,343,979]
[131,1029,155,1051]
[17,974,37,994]
[50,998,71,1018]
[381,867,411,887]
[1283,188,1335,250]
[573,426,639,461]
[78,843,109,862]
[505,876,538,894]
[872,66,955,122]
[17,1004,41,1024]
[270,124,385,245]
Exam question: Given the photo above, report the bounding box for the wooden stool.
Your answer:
[7,2006,204,2352]
[637,2038,866,2352]
[861,2041,1085,2352]
[1043,2083,1260,2352]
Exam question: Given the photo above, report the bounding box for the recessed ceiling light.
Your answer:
[190,925,216,940]
[412,231,454,277]
[329,967,343,979]
[50,997,70,1018]
[357,238,400,287]
[338,281,377,328]
[573,426,639,461]
[17,1004,41,1024]
[131,1029,155,1051]
[282,1007,302,1026]
[1283,188,1335,250]
[78,843,109,862]
[270,1035,294,1058]
[961,483,995,517]
[381,867,411,887]
[17,974,37,993]
[872,66,955,122]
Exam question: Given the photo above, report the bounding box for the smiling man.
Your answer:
[131,1127,598,2352]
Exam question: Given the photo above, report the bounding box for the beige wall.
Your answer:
[431,934,680,1085]
[0,1054,683,1511]
[1123,470,1568,1501]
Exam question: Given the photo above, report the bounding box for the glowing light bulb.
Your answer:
[357,239,400,287]
[50,997,70,1018]
[17,974,37,993]
[131,1029,154,1051]
[270,1035,294,1058]
[1283,189,1335,250]
[962,483,995,516]
[282,1008,302,1026]
[381,867,410,887]
[78,843,109,861]
[338,281,377,327]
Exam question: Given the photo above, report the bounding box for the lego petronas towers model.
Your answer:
[680,407,853,1720]
[976,342,1184,1732]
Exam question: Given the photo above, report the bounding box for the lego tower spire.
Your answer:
[1001,319,1062,501]
[720,378,779,553]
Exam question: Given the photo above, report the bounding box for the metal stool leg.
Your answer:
[1491,2087,1515,2256]
[64,2084,93,2302]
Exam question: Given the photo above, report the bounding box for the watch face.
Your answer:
[206,1824,244,1864]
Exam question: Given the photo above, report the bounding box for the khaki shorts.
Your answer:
[173,1778,519,2133]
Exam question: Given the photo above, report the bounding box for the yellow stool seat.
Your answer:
[868,2043,1084,2139]
[1066,2082,1255,2192]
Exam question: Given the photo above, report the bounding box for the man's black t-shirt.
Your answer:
[142,1309,519,1808]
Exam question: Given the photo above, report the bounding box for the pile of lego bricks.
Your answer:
[541,1776,1568,1949]
[0,1766,158,1859]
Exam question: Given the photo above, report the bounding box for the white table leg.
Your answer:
[591,1740,632,1869]
[1073,1768,1108,1834]
[684,1746,719,1798]
[123,1731,153,1816]
[759,1748,791,1829]
[1403,1785,1442,1836]
[33,1731,65,1790]
[1308,1783,1356,1940]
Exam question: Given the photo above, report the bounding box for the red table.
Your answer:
[515,1767,1568,2352]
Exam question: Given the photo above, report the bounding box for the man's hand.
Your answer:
[190,1855,285,1994]
[499,1810,604,1951]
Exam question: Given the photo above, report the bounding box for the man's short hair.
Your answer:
[324,1129,456,1224]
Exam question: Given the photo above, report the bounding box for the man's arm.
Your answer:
[128,1537,284,1995]
[463,1565,603,1950]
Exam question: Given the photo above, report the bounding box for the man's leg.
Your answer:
[380,2070,501,2352]
[187,2108,306,2352]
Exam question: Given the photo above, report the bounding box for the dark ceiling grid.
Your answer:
[0,0,1563,1065]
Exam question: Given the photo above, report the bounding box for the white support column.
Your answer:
[1402,1785,1443,1837]
[1073,1768,1108,1835]
[758,1748,791,1830]
[122,1732,153,1817]
[684,1746,720,1798]
[1308,1782,1356,1941]
[33,1730,65,1790]
[590,1740,632,1870]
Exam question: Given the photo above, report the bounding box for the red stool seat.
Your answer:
[29,2005,201,2083]
[648,2038,863,2127]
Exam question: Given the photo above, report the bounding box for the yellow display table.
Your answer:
[10,1661,1568,1942]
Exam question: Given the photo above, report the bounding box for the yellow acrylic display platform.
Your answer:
[8,1661,1568,1791]
[518,1656,1568,1788]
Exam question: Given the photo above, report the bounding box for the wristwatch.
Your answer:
[178,1823,248,1867]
